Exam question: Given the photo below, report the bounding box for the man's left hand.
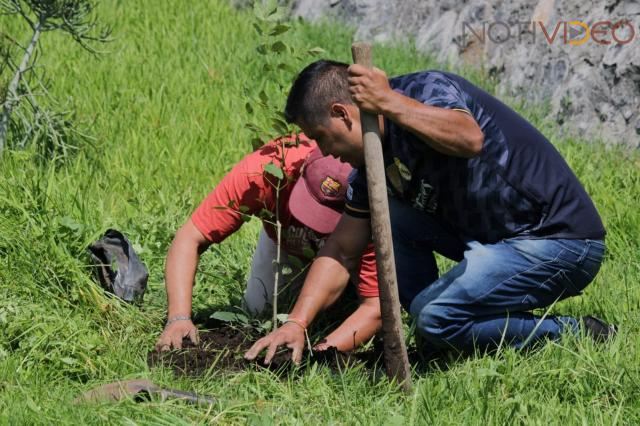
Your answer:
[244,322,306,365]
[347,64,393,113]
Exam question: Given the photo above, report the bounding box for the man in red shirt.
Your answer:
[155,135,381,352]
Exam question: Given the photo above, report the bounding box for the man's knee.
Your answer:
[415,302,468,348]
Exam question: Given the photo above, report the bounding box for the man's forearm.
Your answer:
[379,91,484,158]
[165,232,200,317]
[288,255,351,326]
[347,64,484,158]
[321,298,382,351]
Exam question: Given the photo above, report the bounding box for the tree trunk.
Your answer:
[0,21,42,154]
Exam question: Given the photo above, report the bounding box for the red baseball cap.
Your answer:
[289,147,353,235]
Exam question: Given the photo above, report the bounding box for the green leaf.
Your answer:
[271,117,289,135]
[211,311,235,322]
[245,122,261,132]
[238,205,250,213]
[235,313,249,324]
[245,102,253,114]
[308,47,326,56]
[277,63,294,72]
[256,44,267,55]
[259,320,272,331]
[259,90,269,104]
[271,41,287,53]
[276,313,289,324]
[60,357,77,365]
[251,138,263,151]
[268,9,287,22]
[253,1,266,20]
[282,265,293,275]
[302,246,316,259]
[252,22,263,35]
[287,255,304,270]
[210,311,249,324]
[265,0,278,16]
[259,208,274,219]
[269,24,290,36]
[264,162,284,180]
[58,216,82,232]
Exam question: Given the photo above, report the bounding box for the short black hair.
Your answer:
[284,60,352,126]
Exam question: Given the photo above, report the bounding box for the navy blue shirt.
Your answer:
[345,71,605,243]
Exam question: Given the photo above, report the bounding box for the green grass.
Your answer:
[1,0,639,424]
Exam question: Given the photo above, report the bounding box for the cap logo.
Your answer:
[320,176,341,197]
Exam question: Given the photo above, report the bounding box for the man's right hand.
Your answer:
[155,320,199,351]
[244,322,306,365]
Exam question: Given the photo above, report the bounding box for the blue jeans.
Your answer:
[390,197,605,352]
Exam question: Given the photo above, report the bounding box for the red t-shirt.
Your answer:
[191,135,379,298]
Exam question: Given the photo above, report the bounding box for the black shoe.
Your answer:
[581,316,617,342]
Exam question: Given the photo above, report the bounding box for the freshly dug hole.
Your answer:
[147,324,384,376]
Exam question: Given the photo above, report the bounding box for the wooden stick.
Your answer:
[351,42,412,393]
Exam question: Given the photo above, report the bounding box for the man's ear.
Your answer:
[331,103,353,130]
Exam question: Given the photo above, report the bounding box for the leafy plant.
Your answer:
[211,309,289,335]
[243,0,324,150]
[229,0,326,331]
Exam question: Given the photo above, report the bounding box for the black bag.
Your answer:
[88,229,148,302]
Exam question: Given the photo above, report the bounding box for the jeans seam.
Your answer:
[576,241,589,264]
[468,251,565,305]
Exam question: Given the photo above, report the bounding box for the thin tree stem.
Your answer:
[272,180,281,331]
[0,19,42,154]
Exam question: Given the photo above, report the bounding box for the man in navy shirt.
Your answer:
[245,60,614,364]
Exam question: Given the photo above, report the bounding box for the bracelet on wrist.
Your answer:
[284,317,308,330]
[284,317,313,356]
[166,315,191,325]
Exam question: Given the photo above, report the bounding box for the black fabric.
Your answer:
[346,70,605,243]
[88,229,148,302]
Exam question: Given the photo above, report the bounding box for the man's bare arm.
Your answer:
[316,296,381,351]
[155,219,210,350]
[348,64,484,158]
[244,214,372,364]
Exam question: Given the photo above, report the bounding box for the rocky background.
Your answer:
[291,0,640,147]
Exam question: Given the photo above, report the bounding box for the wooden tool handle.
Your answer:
[351,42,412,393]
[351,42,372,68]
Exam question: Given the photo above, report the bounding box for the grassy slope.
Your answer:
[1,0,639,424]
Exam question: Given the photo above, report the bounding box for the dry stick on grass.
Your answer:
[351,42,412,393]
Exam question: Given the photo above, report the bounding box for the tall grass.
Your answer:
[1,0,639,424]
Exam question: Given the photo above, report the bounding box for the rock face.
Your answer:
[292,0,640,147]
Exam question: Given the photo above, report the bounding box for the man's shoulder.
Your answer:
[389,70,461,89]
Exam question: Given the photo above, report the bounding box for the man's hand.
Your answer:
[347,64,394,114]
[155,320,198,351]
[313,339,331,352]
[244,322,306,365]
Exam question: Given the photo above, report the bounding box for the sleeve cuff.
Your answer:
[345,204,370,218]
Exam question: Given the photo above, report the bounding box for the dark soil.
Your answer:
[147,324,386,377]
